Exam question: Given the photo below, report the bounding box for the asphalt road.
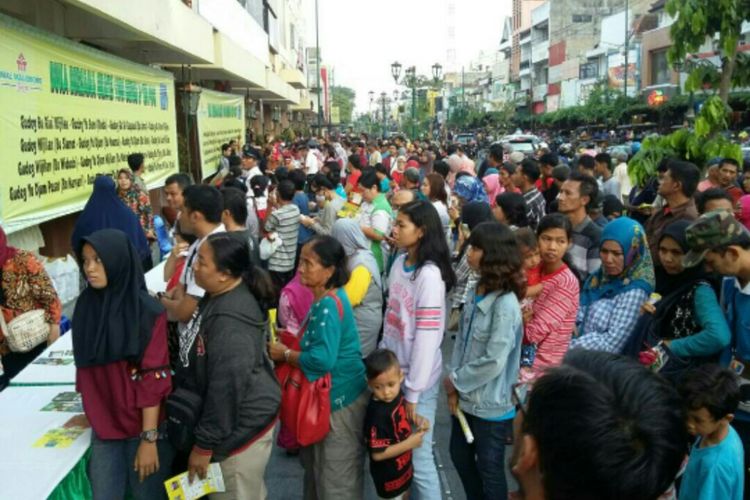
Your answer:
[265,335,518,500]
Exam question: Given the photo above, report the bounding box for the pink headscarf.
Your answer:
[278,273,314,336]
[482,174,504,207]
[737,195,750,231]
[0,227,18,268]
[460,158,477,176]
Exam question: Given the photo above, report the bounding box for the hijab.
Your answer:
[280,273,314,327]
[482,174,503,207]
[0,226,18,268]
[737,195,750,231]
[461,202,493,231]
[457,202,493,260]
[71,176,150,262]
[453,175,489,204]
[72,229,164,368]
[331,219,382,288]
[460,158,477,176]
[581,217,655,306]
[654,220,712,297]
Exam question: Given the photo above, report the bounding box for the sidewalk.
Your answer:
[264,334,518,499]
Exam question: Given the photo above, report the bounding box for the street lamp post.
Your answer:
[380,92,388,139]
[391,62,442,140]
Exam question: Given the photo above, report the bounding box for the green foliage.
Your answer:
[666,0,747,62]
[330,86,355,124]
[628,95,742,186]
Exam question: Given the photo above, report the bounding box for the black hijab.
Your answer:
[457,202,493,260]
[654,220,714,297]
[72,229,164,368]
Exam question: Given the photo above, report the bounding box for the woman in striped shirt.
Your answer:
[519,214,580,382]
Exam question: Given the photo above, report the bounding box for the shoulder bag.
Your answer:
[278,291,343,447]
[0,308,48,353]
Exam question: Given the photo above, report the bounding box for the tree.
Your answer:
[666,0,750,103]
[330,86,355,124]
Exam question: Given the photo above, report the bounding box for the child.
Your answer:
[515,227,543,311]
[444,221,525,499]
[519,214,579,382]
[364,349,427,500]
[678,364,744,500]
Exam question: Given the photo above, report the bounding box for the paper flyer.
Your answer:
[32,357,74,366]
[164,463,226,500]
[40,391,83,413]
[33,415,88,448]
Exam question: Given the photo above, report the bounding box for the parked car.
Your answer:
[498,134,542,156]
[454,133,476,145]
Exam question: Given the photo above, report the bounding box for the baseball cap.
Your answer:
[509,151,525,164]
[242,146,260,160]
[683,209,750,267]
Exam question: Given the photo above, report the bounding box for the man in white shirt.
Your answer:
[304,141,320,175]
[159,185,225,329]
[612,151,632,203]
[241,146,262,188]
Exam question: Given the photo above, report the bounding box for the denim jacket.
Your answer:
[447,287,523,419]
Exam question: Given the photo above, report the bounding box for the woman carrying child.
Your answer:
[518,214,580,382]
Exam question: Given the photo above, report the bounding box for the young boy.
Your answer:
[678,364,744,500]
[364,349,428,500]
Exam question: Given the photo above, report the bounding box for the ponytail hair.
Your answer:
[205,233,276,312]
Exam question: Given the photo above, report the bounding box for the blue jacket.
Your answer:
[448,288,523,419]
[721,277,750,421]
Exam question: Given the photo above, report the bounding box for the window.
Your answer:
[579,62,598,80]
[651,49,670,85]
[572,14,592,23]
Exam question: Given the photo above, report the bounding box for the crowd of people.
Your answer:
[2,132,750,500]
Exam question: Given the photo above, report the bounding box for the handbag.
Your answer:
[166,386,203,452]
[278,291,342,447]
[0,308,48,353]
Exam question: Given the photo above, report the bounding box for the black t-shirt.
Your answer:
[364,393,413,498]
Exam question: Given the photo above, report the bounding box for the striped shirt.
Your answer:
[524,265,579,378]
[568,217,602,279]
[523,187,546,230]
[381,255,446,403]
[264,203,300,272]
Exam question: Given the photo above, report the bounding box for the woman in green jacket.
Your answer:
[269,235,368,500]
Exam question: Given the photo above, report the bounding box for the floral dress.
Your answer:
[119,188,154,238]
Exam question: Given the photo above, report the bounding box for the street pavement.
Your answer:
[265,334,519,499]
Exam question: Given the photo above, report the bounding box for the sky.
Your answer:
[306,0,512,115]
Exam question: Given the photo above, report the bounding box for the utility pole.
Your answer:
[623,0,629,99]
[381,93,387,139]
[314,0,322,137]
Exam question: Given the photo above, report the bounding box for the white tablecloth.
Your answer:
[10,333,76,386]
[0,385,90,499]
[145,260,167,295]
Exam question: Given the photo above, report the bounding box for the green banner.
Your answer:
[196,89,244,181]
[0,14,178,233]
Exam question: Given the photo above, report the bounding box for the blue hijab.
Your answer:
[453,175,489,204]
[71,176,150,262]
[581,216,655,306]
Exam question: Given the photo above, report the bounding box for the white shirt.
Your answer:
[179,223,226,298]
[305,150,319,174]
[613,162,632,200]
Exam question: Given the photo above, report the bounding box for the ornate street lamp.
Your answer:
[391,61,402,83]
[432,62,443,81]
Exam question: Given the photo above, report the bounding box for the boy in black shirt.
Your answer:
[364,349,428,499]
